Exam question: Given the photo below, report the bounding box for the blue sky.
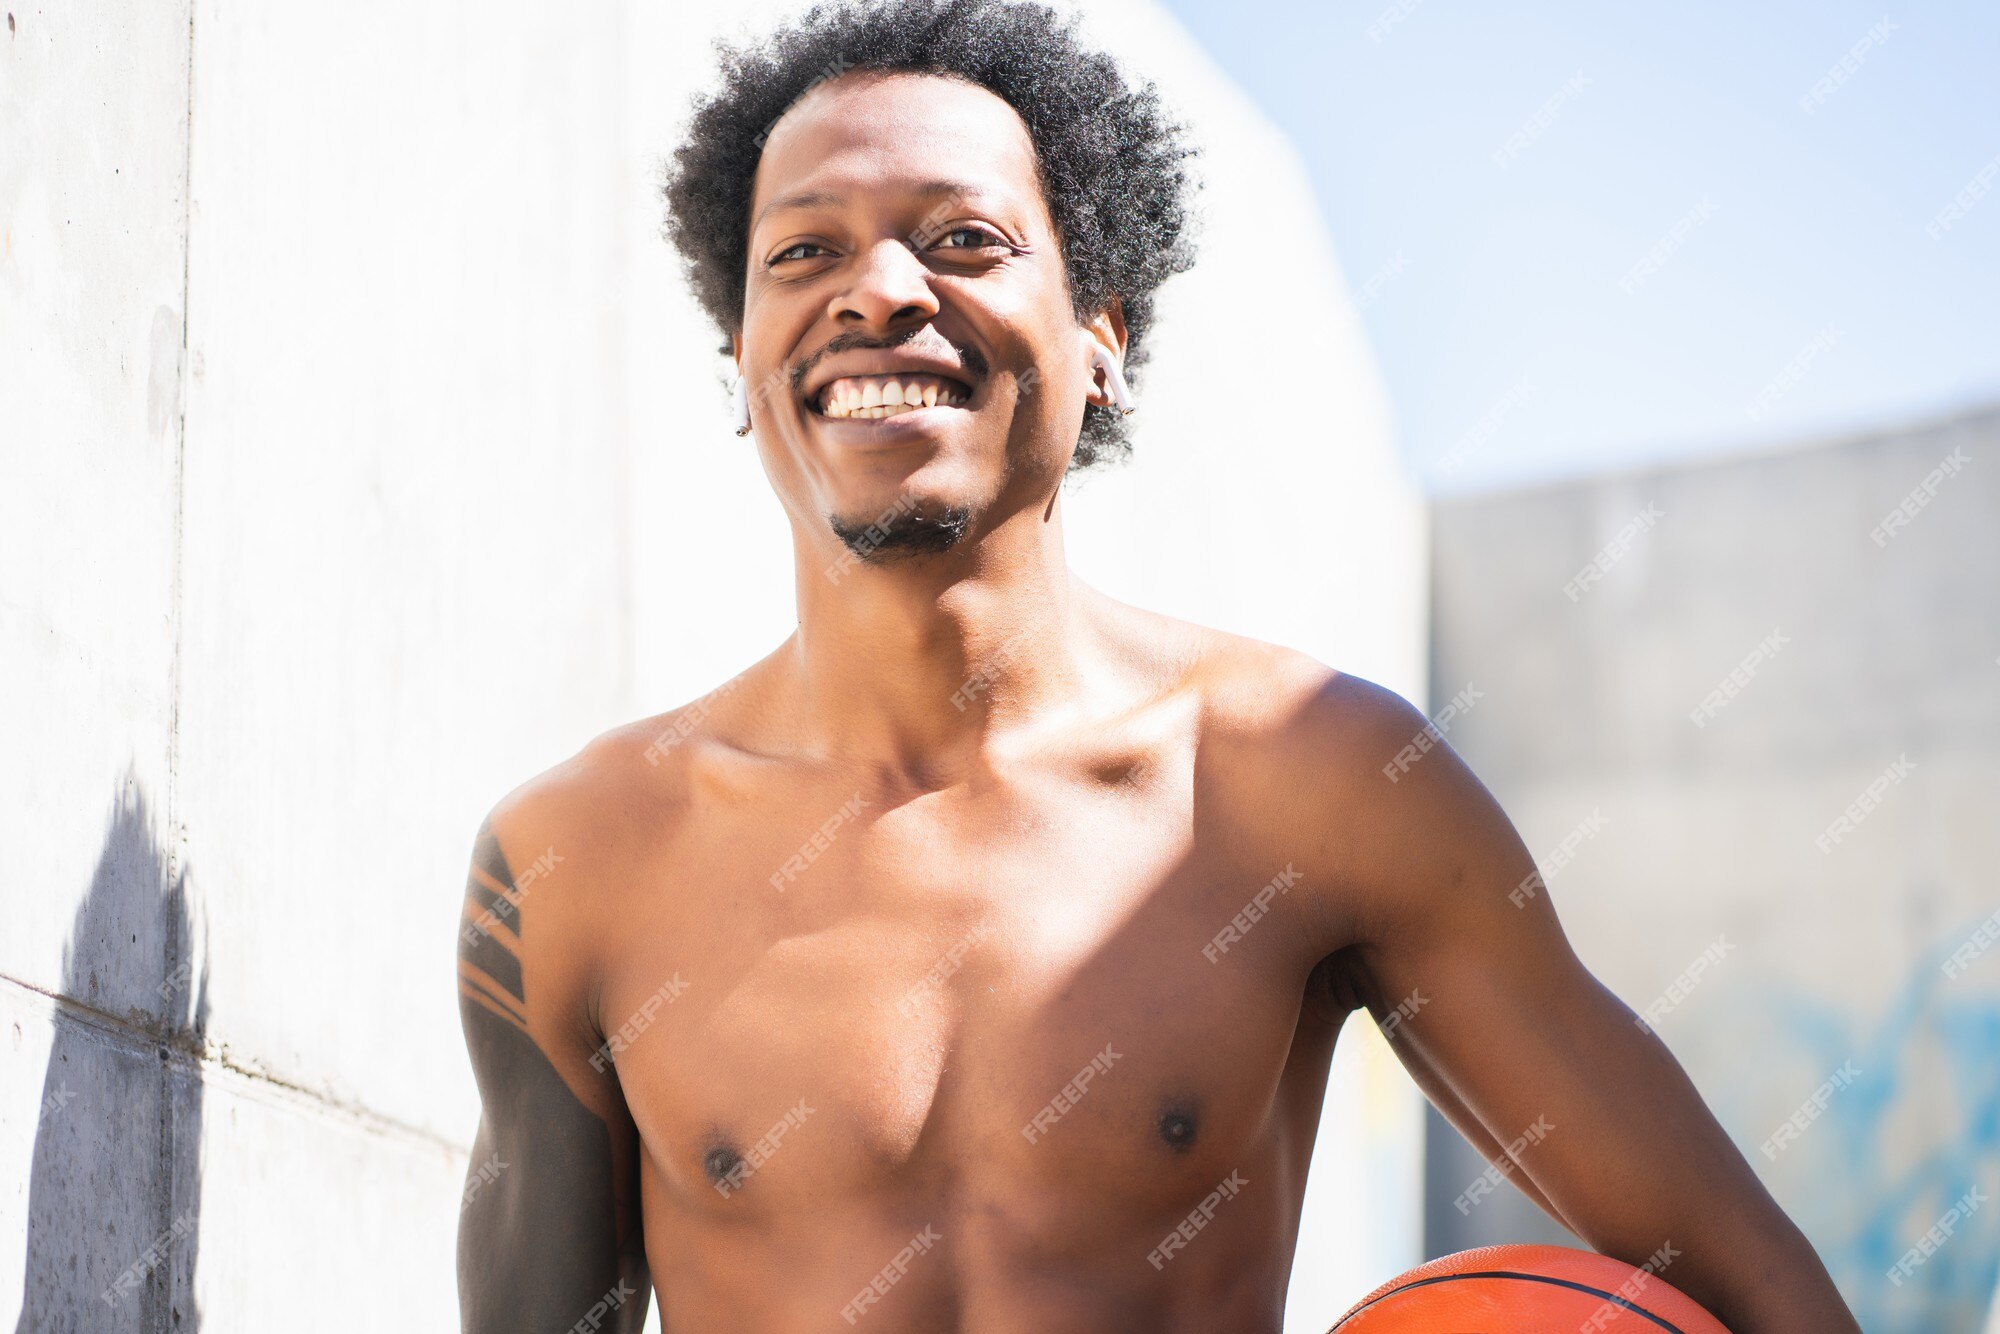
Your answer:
[1157,0,2000,493]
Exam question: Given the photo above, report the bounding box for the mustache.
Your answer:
[790,329,988,397]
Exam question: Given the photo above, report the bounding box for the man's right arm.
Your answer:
[456,810,650,1333]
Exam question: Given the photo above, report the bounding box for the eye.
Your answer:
[929,225,1009,252]
[770,241,830,265]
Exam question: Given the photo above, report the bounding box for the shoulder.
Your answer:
[456,674,771,1052]
[1081,588,1420,741]
[1180,628,1433,798]
[462,671,779,986]
[1178,631,1513,942]
[479,670,768,867]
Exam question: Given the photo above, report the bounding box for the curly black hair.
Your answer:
[659,0,1201,474]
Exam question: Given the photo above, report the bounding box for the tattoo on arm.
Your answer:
[457,819,650,1334]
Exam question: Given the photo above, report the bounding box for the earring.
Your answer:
[1090,345,1136,416]
[731,375,752,436]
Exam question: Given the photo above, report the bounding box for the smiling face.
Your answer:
[737,69,1124,562]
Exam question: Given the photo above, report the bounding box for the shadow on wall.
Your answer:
[12,776,207,1333]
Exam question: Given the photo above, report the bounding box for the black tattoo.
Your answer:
[456,819,649,1333]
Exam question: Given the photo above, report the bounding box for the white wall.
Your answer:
[1,1,1424,1328]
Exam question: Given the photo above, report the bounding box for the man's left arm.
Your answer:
[1290,673,1859,1334]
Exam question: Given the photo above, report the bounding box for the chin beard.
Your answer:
[827,499,975,564]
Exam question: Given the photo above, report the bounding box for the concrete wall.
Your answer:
[1428,403,2000,1331]
[2,1,1425,1329]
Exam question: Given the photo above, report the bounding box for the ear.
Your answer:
[729,330,742,376]
[1080,298,1128,409]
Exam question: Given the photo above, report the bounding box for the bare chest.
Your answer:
[594,748,1332,1231]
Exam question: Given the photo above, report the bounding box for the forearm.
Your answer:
[1674,1226,1858,1334]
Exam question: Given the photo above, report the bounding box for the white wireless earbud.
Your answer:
[1090,345,1136,416]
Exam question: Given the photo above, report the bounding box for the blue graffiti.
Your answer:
[1698,924,2000,1333]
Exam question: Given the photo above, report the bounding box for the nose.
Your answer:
[828,237,940,331]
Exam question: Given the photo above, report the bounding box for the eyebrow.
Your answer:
[753,178,993,230]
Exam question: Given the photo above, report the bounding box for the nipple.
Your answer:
[1157,1105,1198,1154]
[702,1143,745,1188]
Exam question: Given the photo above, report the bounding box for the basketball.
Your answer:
[1329,1244,1733,1332]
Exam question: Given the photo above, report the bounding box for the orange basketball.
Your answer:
[1329,1244,1733,1332]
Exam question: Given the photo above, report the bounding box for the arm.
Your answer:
[1300,674,1858,1333]
[456,811,651,1333]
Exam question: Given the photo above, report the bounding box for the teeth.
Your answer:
[817,373,970,419]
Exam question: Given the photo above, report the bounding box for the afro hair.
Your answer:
[659,0,1202,474]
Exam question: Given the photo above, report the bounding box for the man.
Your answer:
[454,1,1861,1329]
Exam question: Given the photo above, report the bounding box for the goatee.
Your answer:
[828,501,974,564]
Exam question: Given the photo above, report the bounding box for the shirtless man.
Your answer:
[453,1,1860,1329]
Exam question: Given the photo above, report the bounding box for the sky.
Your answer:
[1155,0,2000,494]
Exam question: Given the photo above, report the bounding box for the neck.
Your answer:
[783,495,1093,779]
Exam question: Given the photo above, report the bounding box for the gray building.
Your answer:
[1426,403,2000,1331]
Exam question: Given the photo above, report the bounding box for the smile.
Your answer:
[813,372,973,420]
